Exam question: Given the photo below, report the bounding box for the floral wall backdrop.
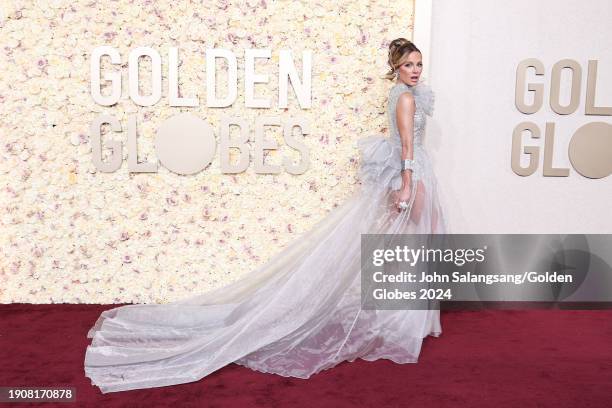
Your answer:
[0,0,414,303]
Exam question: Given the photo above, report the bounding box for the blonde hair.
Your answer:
[384,38,421,81]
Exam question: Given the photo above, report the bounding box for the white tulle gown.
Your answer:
[84,81,447,393]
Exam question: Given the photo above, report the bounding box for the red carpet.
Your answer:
[1,304,611,407]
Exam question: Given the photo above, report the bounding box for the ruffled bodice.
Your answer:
[387,81,435,148]
[356,81,435,190]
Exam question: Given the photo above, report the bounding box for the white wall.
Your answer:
[421,0,612,233]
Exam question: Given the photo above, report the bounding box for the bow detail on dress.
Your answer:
[355,135,403,190]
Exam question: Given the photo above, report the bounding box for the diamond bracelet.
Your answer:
[401,159,415,172]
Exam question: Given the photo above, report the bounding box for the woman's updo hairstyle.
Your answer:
[384,38,421,81]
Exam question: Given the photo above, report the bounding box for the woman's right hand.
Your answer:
[394,183,412,213]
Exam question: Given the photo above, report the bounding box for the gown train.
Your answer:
[84,81,447,393]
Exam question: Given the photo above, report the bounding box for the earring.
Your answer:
[394,71,399,80]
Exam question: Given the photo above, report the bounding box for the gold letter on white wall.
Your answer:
[549,59,581,115]
[511,121,540,176]
[585,60,612,116]
[515,58,544,114]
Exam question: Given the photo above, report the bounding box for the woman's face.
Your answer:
[397,51,423,86]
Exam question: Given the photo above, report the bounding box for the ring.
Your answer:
[398,201,409,210]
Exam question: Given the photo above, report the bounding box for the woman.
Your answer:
[84,38,447,393]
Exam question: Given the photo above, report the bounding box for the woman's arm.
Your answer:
[396,92,416,198]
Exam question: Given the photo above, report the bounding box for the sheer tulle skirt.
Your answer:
[84,134,447,393]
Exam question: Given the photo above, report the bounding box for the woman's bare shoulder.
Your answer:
[396,91,416,112]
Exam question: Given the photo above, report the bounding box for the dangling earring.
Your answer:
[394,71,399,80]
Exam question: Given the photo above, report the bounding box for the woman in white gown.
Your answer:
[84,38,447,393]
